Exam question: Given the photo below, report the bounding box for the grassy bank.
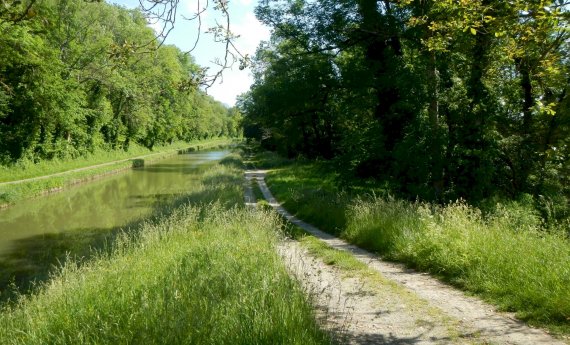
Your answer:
[0,158,331,345]
[262,154,570,335]
[0,138,234,206]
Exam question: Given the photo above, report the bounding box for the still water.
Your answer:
[0,150,229,296]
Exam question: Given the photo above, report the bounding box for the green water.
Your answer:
[0,150,229,298]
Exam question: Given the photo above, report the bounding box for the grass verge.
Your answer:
[0,138,234,207]
[0,159,331,345]
[261,153,570,336]
[275,216,464,342]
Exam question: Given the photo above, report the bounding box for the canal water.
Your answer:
[0,149,229,298]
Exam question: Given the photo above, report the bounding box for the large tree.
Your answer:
[0,0,235,163]
[241,0,569,204]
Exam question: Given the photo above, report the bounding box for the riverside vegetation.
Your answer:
[239,2,570,335]
[0,138,233,207]
[0,0,244,206]
[239,0,570,337]
[0,138,231,183]
[0,155,332,345]
[0,0,242,165]
[255,152,570,336]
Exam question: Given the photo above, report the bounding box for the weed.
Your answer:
[0,161,331,345]
[265,159,570,335]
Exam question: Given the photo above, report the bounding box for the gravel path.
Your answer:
[278,240,461,344]
[245,169,567,345]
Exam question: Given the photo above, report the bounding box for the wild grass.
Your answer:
[246,150,293,169]
[265,160,570,335]
[0,161,331,345]
[298,235,368,273]
[0,138,234,206]
[345,198,570,331]
[267,163,347,235]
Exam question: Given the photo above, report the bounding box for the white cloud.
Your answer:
[207,68,253,106]
[232,12,270,56]
[201,10,270,106]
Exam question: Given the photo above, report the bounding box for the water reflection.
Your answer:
[0,150,229,300]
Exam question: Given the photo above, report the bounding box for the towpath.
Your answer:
[245,169,567,345]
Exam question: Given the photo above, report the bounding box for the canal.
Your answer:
[0,149,230,299]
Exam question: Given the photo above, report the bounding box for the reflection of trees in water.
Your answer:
[0,227,116,303]
[0,188,216,303]
[0,157,223,303]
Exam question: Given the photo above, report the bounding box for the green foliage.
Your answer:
[0,0,236,164]
[0,163,330,344]
[266,160,570,334]
[248,150,293,169]
[240,0,570,207]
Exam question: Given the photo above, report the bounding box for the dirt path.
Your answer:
[244,170,567,345]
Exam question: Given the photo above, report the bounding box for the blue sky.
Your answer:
[109,0,270,106]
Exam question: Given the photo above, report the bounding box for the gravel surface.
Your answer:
[244,170,567,345]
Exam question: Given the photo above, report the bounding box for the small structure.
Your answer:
[132,159,145,168]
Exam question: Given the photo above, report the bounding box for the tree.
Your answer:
[241,0,570,205]
[0,0,236,163]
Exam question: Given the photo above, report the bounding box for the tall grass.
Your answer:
[265,161,348,235]
[344,198,570,327]
[0,162,330,345]
[265,160,570,334]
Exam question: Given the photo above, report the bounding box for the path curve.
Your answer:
[246,170,456,344]
[245,169,567,345]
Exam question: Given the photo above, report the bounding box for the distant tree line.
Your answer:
[0,0,242,164]
[240,0,569,214]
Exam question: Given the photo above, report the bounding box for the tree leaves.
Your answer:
[241,0,570,204]
[0,0,234,161]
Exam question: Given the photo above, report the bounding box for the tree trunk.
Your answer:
[427,51,444,199]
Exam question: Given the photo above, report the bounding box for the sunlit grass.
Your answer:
[0,160,331,345]
[265,158,570,335]
[298,235,368,273]
[344,197,570,331]
[0,138,234,206]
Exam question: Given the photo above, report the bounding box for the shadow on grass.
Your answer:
[219,156,244,169]
[0,183,241,304]
[329,324,455,345]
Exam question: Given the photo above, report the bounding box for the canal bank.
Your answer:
[0,158,330,345]
[0,139,235,208]
[0,148,231,299]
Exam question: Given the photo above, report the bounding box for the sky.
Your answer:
[109,0,271,106]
